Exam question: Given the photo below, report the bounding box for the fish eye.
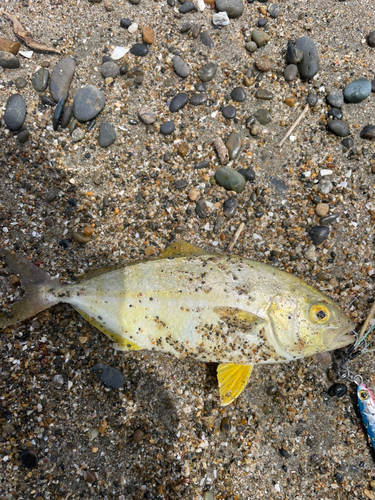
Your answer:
[309,304,331,324]
[359,390,369,401]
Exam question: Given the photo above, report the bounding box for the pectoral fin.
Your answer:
[160,240,206,258]
[217,363,253,406]
[213,306,264,330]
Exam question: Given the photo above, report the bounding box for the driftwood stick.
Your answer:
[357,301,375,344]
[277,104,310,148]
[226,222,245,253]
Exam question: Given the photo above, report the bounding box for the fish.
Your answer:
[0,240,355,406]
[357,382,375,449]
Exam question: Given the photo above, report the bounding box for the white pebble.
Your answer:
[320,169,333,176]
[19,50,33,59]
[111,46,129,60]
[197,0,205,11]
[128,23,138,34]
[212,12,230,26]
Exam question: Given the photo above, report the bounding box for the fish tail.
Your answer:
[0,251,61,328]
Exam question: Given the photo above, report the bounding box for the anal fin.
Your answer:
[217,363,253,406]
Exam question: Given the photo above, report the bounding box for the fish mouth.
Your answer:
[333,329,356,348]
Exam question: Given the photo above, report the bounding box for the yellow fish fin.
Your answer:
[74,307,143,351]
[160,240,206,258]
[213,306,263,329]
[217,363,253,406]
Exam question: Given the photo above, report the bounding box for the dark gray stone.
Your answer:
[50,58,76,101]
[295,36,319,80]
[222,105,236,119]
[320,213,340,225]
[216,0,244,18]
[196,199,208,218]
[284,64,298,81]
[169,93,189,112]
[327,120,350,137]
[360,125,375,140]
[343,78,371,103]
[98,122,116,147]
[61,106,72,128]
[237,168,255,182]
[226,132,242,160]
[130,44,148,56]
[223,198,239,217]
[257,108,271,125]
[326,90,344,109]
[4,94,26,131]
[120,18,132,29]
[173,56,190,78]
[0,51,20,69]
[200,32,214,48]
[190,93,207,106]
[101,61,120,79]
[32,67,49,92]
[179,1,196,13]
[306,93,318,107]
[15,77,27,90]
[230,87,246,102]
[268,3,280,18]
[255,89,273,100]
[215,166,246,193]
[73,85,105,122]
[327,108,343,120]
[367,30,375,47]
[197,62,217,82]
[308,226,330,246]
[194,160,209,169]
[195,82,207,92]
[17,129,29,143]
[341,137,354,150]
[286,41,303,64]
[180,22,191,33]
[93,363,124,389]
[175,179,188,190]
[160,121,175,135]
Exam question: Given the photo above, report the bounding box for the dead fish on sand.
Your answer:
[0,240,355,405]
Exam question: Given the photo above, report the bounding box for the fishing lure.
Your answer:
[357,382,375,449]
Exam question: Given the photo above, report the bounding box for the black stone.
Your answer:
[180,22,191,33]
[53,98,65,131]
[327,107,343,120]
[308,225,330,245]
[93,363,125,389]
[120,63,128,75]
[41,95,57,106]
[59,239,70,248]
[237,168,255,182]
[169,93,189,112]
[279,448,290,459]
[120,18,132,28]
[341,137,354,150]
[160,121,175,135]
[335,473,344,485]
[372,80,375,93]
[320,213,340,225]
[222,105,236,119]
[306,93,318,107]
[196,199,208,218]
[327,383,347,398]
[257,18,268,27]
[360,125,375,140]
[230,87,246,102]
[130,44,149,57]
[223,198,239,217]
[20,450,38,469]
[179,1,196,13]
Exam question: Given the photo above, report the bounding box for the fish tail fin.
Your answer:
[0,251,61,328]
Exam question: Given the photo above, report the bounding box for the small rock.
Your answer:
[138,105,156,124]
[327,120,350,137]
[267,3,280,18]
[61,106,72,128]
[130,44,148,56]
[230,87,246,102]
[320,213,340,225]
[197,62,217,82]
[304,245,316,261]
[196,199,208,218]
[98,122,116,147]
[93,363,125,389]
[215,166,246,193]
[189,187,200,201]
[220,417,231,433]
[215,0,243,18]
[251,29,270,47]
[111,46,127,60]
[191,24,201,39]
[295,36,319,80]
[237,168,255,182]
[32,67,49,91]
[226,132,242,160]
[169,93,189,112]
[52,374,64,389]
[306,93,318,107]
[368,30,375,47]
[15,77,27,89]
[20,450,38,469]
[145,246,157,257]
[223,197,239,217]
[72,231,91,243]
[315,203,329,217]
[179,1,196,13]
[71,128,85,142]
[101,61,120,79]
[255,89,273,100]
[173,55,190,78]
[190,93,208,106]
[17,129,30,143]
[50,57,76,101]
[142,26,155,44]
[256,108,271,125]
[4,94,26,131]
[327,90,344,109]
[308,226,330,246]
[254,56,272,72]
[73,85,105,122]
[0,51,20,69]
[328,383,347,397]
[222,105,236,119]
[327,107,343,120]
[360,125,375,140]
[341,137,354,150]
[286,41,304,64]
[177,143,188,158]
[160,121,175,135]
[120,18,132,29]
[318,179,333,195]
[284,64,298,81]
[284,97,296,107]
[200,32,214,48]
[0,38,20,54]
[128,23,138,34]
[133,429,144,443]
[245,41,258,53]
[344,78,372,103]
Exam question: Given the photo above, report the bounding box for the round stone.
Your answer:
[73,85,105,122]
[190,93,207,106]
[327,383,347,398]
[327,120,350,137]
[251,29,270,47]
[215,0,244,18]
[223,197,239,217]
[245,41,258,53]
[257,108,271,125]
[197,62,217,82]
[226,132,242,160]
[142,26,155,44]
[315,203,329,217]
[169,93,189,112]
[326,90,344,109]
[343,78,372,103]
[327,107,343,120]
[138,105,156,124]
[32,67,49,91]
[71,128,84,142]
[17,129,30,143]
[360,125,375,140]
[284,64,298,81]
[98,122,116,147]
[20,450,38,469]
[93,363,125,389]
[133,429,144,443]
[308,226,330,246]
[179,1,196,13]
[173,55,190,78]
[160,121,175,135]
[295,36,319,80]
[195,82,207,92]
[130,44,148,56]
[4,94,26,131]
[318,179,333,195]
[15,77,27,89]
[50,57,76,101]
[255,89,273,100]
[215,166,246,193]
[268,3,280,18]
[237,168,255,182]
[101,61,120,79]
[120,18,132,28]
[230,87,246,102]
[306,93,318,107]
[222,105,236,119]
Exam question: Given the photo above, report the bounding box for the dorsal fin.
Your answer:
[159,240,206,259]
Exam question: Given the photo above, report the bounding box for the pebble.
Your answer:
[138,105,156,124]
[226,132,242,160]
[180,22,191,33]
[251,29,271,47]
[15,77,27,89]
[295,36,319,80]
[128,23,138,34]
[61,106,72,128]
[190,93,208,105]
[237,168,255,182]
[4,94,26,131]
[20,450,38,469]
[41,95,57,106]
[257,18,268,27]
[173,55,190,78]
[92,363,125,389]
[17,129,29,143]
[341,137,354,150]
[255,89,273,100]
[327,119,350,137]
[32,67,49,91]
[245,41,258,53]
[52,374,64,389]
[130,44,148,56]
[320,213,340,225]
[215,166,246,193]
[220,417,231,433]
[49,57,76,101]
[179,1,196,13]
[177,143,188,158]
[71,128,85,142]
[196,199,208,218]
[257,108,271,125]
[222,105,236,119]
[327,107,343,120]
[315,203,329,217]
[120,18,132,28]
[194,160,209,169]
[73,85,105,122]
[326,90,344,109]
[344,78,371,103]
[368,31,375,47]
[144,246,157,257]
[318,179,333,194]
[195,82,207,92]
[230,87,246,102]
[223,197,239,217]
[327,383,347,397]
[197,62,217,82]
[267,3,280,18]
[98,122,116,147]
[308,225,330,246]
[101,61,120,79]
[200,32,214,48]
[0,38,20,54]
[189,187,200,201]
[284,64,298,81]
[215,0,244,18]
[254,56,272,72]
[53,98,65,130]
[286,41,304,64]
[111,46,127,60]
[175,178,188,189]
[142,26,155,44]
[304,245,317,261]
[360,125,375,140]
[191,24,201,39]
[306,93,318,107]
[160,121,175,135]
[284,97,296,107]
[0,51,20,68]
[169,93,189,112]
[133,429,144,443]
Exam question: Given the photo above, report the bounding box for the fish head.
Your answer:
[269,287,355,359]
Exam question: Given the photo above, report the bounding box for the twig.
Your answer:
[277,104,310,148]
[226,222,245,253]
[357,301,375,344]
